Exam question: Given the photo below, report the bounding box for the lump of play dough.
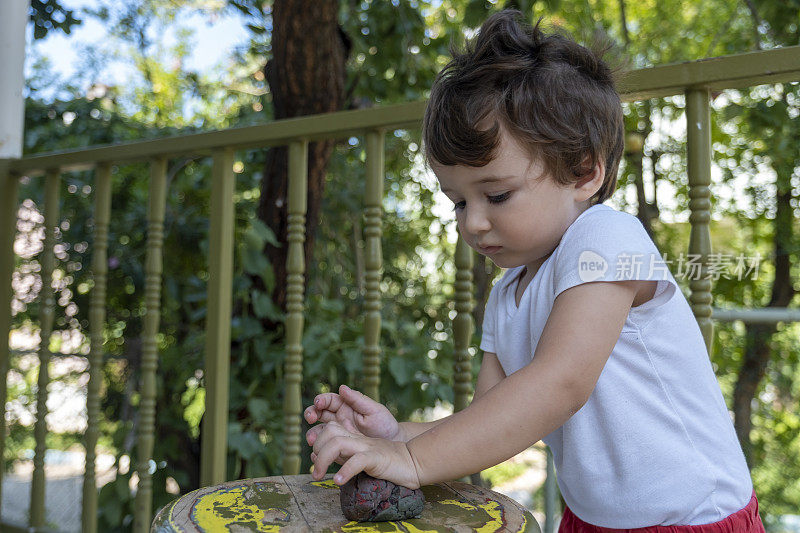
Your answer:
[339,472,425,522]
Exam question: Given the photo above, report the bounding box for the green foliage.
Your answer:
[3,350,88,472]
[482,457,528,487]
[29,0,82,40]
[749,322,800,521]
[222,131,470,480]
[9,0,800,529]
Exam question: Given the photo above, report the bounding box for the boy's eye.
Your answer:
[452,192,510,212]
[487,192,511,204]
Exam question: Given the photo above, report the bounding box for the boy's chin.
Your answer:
[485,256,521,269]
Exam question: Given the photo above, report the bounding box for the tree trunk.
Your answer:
[733,182,797,465]
[628,101,660,242]
[630,147,659,239]
[257,0,349,322]
[618,0,660,241]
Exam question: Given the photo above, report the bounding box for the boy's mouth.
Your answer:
[477,245,502,254]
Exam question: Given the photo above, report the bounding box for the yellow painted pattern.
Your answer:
[311,479,341,490]
[191,486,286,532]
[340,521,439,533]
[438,499,505,533]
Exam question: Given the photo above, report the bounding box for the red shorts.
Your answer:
[559,492,765,533]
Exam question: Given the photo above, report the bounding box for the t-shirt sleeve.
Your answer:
[479,276,501,354]
[552,208,677,306]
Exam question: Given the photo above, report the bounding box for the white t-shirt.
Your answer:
[479,203,753,528]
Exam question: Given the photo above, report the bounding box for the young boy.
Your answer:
[305,10,763,531]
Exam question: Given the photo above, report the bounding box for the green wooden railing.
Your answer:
[1,45,799,533]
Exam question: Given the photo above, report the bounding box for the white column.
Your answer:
[0,0,30,158]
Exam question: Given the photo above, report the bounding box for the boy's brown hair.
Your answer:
[422,10,625,204]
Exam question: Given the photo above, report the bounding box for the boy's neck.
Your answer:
[514,202,599,302]
[515,251,553,305]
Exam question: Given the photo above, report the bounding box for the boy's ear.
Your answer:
[573,156,605,202]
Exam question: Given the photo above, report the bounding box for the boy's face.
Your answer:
[433,126,592,273]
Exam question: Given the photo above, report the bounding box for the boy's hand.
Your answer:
[304,385,402,445]
[310,421,421,489]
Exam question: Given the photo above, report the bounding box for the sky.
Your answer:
[26,1,249,99]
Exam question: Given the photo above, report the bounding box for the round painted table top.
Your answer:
[151,473,541,532]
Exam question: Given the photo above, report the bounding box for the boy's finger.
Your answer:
[306,425,322,446]
[311,422,346,455]
[333,452,369,486]
[339,385,377,414]
[303,405,331,424]
[304,406,337,425]
[304,406,318,423]
[317,410,338,424]
[306,421,345,446]
[314,392,345,413]
[312,436,350,481]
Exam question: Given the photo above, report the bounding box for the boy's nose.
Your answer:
[462,207,491,235]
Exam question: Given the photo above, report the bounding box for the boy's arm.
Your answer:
[396,420,443,441]
[396,352,507,441]
[406,279,652,486]
[307,353,505,443]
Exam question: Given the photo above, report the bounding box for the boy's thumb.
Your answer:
[340,384,373,412]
